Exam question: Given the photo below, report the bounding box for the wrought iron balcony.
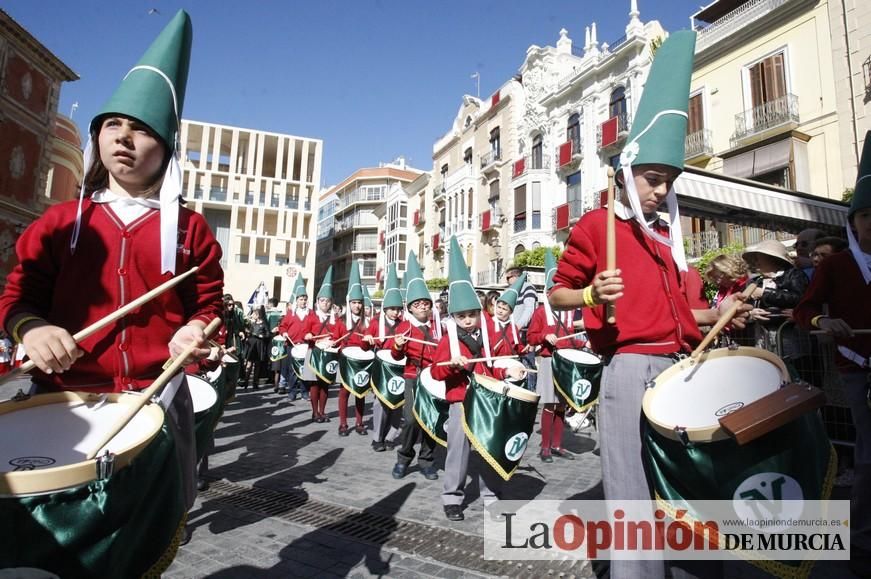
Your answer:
[730,93,799,147]
[480,150,502,170]
[685,129,714,161]
[695,0,790,53]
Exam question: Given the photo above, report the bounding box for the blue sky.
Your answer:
[5,0,706,186]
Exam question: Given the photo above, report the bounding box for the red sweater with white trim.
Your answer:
[549,209,701,357]
[0,199,224,392]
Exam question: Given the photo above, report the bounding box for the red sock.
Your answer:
[338,388,349,427]
[552,408,566,450]
[308,384,320,414]
[540,405,554,451]
[354,397,365,427]
[318,385,328,415]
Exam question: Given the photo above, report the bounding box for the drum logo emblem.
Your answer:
[353,371,370,386]
[326,361,339,375]
[387,377,405,395]
[715,402,744,417]
[504,433,529,461]
[572,379,593,402]
[10,456,55,470]
[732,472,803,532]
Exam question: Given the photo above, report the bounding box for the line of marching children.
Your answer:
[273,236,593,522]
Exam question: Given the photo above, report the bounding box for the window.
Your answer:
[531,182,541,230]
[464,148,473,165]
[608,154,621,170]
[489,179,500,200]
[441,164,449,180]
[566,171,582,203]
[514,244,526,256]
[567,113,581,153]
[609,87,627,120]
[531,135,543,169]
[514,185,527,233]
[688,93,704,134]
[467,189,474,229]
[489,127,501,157]
[748,52,786,108]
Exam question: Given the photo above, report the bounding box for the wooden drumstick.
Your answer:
[690,283,757,359]
[0,266,200,385]
[435,354,519,366]
[605,166,617,325]
[85,316,223,460]
[556,331,586,342]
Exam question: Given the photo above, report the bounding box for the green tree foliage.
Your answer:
[694,242,745,303]
[426,278,449,291]
[509,246,563,269]
[843,187,854,204]
[372,289,384,299]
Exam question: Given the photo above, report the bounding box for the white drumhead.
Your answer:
[376,350,405,365]
[291,344,309,358]
[342,346,375,362]
[475,374,539,403]
[555,348,601,365]
[0,395,162,472]
[645,350,784,434]
[494,358,524,370]
[273,335,287,342]
[187,374,218,414]
[221,353,239,364]
[419,368,446,400]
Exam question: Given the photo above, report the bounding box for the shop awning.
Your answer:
[674,167,848,230]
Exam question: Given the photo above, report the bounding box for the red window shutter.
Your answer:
[556,204,570,230]
[376,268,383,282]
[482,210,491,231]
[599,189,609,208]
[432,233,440,251]
[512,158,525,178]
[491,91,500,107]
[600,117,618,147]
[413,210,420,226]
[379,231,385,245]
[559,141,573,166]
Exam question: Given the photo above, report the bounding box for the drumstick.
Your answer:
[308,333,331,340]
[556,331,586,342]
[85,316,223,460]
[690,283,757,359]
[435,354,519,366]
[0,266,199,385]
[605,166,617,325]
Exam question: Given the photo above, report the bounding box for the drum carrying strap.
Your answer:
[157,372,185,410]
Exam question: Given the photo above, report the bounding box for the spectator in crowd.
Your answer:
[810,236,848,270]
[794,228,825,277]
[505,266,539,389]
[704,253,749,308]
[484,290,500,316]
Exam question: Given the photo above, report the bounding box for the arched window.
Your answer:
[566,113,581,153]
[610,87,627,130]
[531,134,543,169]
[514,244,526,256]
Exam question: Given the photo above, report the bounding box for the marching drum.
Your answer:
[551,348,602,412]
[0,391,185,576]
[494,358,527,388]
[290,343,310,380]
[188,373,220,462]
[220,352,241,403]
[339,347,375,398]
[464,374,540,480]
[642,347,834,507]
[269,335,288,363]
[413,368,450,447]
[372,350,406,409]
[307,342,339,384]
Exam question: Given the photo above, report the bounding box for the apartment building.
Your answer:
[179,120,322,303]
[315,160,422,301]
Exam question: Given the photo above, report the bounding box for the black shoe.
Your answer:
[196,478,209,491]
[539,450,553,463]
[355,425,368,436]
[392,463,407,480]
[384,439,398,450]
[180,526,192,546]
[551,447,575,460]
[372,441,386,452]
[444,504,464,521]
[421,465,439,480]
[321,415,331,423]
[338,425,351,437]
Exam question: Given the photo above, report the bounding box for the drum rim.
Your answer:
[0,391,165,496]
[418,368,448,400]
[554,348,602,364]
[375,349,405,364]
[642,346,789,442]
[290,343,309,356]
[474,373,539,403]
[187,373,219,414]
[342,346,375,361]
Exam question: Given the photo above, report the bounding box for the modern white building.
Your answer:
[179,120,323,303]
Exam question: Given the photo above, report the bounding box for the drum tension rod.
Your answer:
[96,450,115,480]
[727,341,740,351]
[11,389,30,402]
[673,426,690,447]
[644,380,656,390]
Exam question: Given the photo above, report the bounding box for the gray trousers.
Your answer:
[396,377,436,467]
[442,402,504,506]
[371,398,401,443]
[843,371,871,552]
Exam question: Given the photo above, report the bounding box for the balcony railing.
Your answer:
[338,187,386,210]
[352,241,379,252]
[476,270,500,286]
[513,216,527,233]
[695,0,789,53]
[480,149,502,169]
[730,93,799,146]
[685,129,714,160]
[684,230,722,260]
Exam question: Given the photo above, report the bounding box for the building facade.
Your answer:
[315,160,422,302]
[0,9,77,283]
[179,119,322,303]
[44,112,83,203]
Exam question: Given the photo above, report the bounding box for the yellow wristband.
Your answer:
[11,315,44,344]
[810,315,827,329]
[583,286,597,308]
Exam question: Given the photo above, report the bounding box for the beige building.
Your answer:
[179,120,323,303]
[827,0,871,189]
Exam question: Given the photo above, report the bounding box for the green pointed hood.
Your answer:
[92,9,192,149]
[382,264,403,309]
[851,130,871,219]
[447,236,479,314]
[291,275,307,300]
[317,266,333,300]
[544,249,557,291]
[619,30,696,172]
[404,251,431,306]
[498,272,526,310]
[346,260,363,302]
[362,285,373,309]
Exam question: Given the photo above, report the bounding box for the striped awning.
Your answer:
[674,169,848,229]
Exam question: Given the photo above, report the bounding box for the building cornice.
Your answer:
[1,10,78,81]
